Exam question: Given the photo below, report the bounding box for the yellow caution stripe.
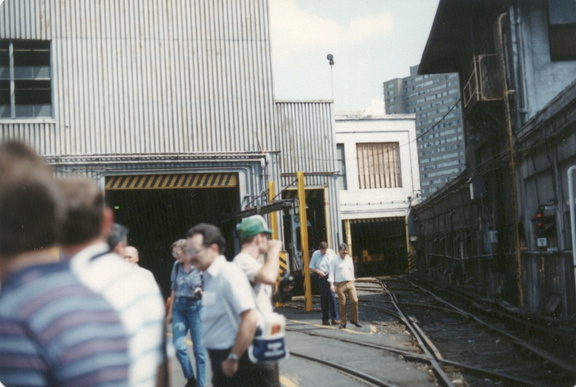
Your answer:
[106,173,238,190]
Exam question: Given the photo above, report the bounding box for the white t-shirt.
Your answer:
[233,252,274,314]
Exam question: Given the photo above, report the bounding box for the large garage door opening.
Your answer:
[105,173,240,299]
[343,217,407,277]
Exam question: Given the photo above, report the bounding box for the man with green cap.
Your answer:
[233,214,283,386]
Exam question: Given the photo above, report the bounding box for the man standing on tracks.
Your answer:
[309,242,340,325]
[330,243,362,329]
[186,223,261,386]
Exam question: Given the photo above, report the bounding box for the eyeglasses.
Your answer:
[186,247,207,257]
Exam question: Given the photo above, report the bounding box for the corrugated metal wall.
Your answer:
[275,101,342,246]
[0,0,276,155]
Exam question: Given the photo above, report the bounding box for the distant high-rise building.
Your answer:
[384,65,465,199]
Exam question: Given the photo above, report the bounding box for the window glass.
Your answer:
[0,40,52,118]
[356,142,402,189]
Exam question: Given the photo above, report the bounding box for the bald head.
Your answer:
[124,246,139,265]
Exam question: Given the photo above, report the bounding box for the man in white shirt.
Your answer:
[233,215,283,386]
[329,243,362,329]
[186,223,260,387]
[309,242,340,325]
[58,176,167,387]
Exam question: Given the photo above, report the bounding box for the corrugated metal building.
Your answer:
[0,0,341,296]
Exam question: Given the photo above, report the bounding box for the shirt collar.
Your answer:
[205,255,226,278]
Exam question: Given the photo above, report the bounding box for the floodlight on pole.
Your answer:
[327,54,334,100]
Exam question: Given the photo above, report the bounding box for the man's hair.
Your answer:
[0,141,63,257]
[171,239,187,251]
[239,235,257,246]
[187,223,226,254]
[108,223,129,251]
[59,176,105,246]
[319,241,328,250]
[338,243,348,251]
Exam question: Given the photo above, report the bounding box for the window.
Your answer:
[0,40,52,118]
[336,144,347,190]
[356,142,402,189]
[547,0,576,61]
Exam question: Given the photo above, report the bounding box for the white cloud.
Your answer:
[270,0,393,60]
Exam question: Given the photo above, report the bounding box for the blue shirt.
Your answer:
[171,261,203,298]
[0,261,130,387]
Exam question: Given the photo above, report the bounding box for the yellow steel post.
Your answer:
[345,219,352,257]
[297,172,312,311]
[268,181,279,240]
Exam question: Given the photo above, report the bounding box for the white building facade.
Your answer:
[335,113,420,276]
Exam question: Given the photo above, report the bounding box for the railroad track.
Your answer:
[372,276,576,387]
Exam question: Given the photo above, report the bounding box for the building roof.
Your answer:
[418,0,504,75]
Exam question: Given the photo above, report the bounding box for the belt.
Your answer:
[176,296,199,301]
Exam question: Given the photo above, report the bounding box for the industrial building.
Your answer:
[415,0,576,319]
[335,111,421,276]
[384,65,465,199]
[0,0,341,297]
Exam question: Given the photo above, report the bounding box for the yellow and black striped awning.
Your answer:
[105,173,238,190]
[348,217,404,224]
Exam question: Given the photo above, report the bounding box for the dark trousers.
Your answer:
[208,348,279,387]
[317,275,339,321]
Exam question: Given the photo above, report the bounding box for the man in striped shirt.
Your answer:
[0,140,131,386]
[59,176,167,387]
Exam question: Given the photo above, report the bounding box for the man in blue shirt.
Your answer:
[309,241,340,325]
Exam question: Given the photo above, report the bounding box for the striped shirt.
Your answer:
[0,261,130,386]
[70,243,166,387]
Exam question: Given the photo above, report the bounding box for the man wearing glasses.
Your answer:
[186,223,260,386]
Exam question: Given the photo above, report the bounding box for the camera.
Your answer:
[273,272,295,303]
[193,286,202,300]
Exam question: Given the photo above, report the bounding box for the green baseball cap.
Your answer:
[237,215,272,238]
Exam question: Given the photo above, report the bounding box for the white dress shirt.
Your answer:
[328,254,355,284]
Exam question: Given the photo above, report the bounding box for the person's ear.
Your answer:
[101,207,114,237]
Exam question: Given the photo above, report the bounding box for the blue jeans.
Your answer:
[318,275,339,321]
[172,297,207,386]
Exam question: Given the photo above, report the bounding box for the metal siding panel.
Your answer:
[0,0,50,39]
[1,0,277,156]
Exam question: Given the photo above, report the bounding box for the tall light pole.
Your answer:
[327,54,334,100]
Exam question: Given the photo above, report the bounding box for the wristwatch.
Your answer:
[227,353,239,363]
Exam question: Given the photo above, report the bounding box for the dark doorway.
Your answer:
[106,187,240,299]
[345,218,407,277]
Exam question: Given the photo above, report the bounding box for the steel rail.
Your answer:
[289,350,398,387]
[408,280,576,377]
[360,303,544,385]
[385,290,456,387]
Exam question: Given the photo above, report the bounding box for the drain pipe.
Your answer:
[498,12,523,306]
[568,165,576,299]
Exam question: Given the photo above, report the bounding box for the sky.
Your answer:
[269,0,440,113]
